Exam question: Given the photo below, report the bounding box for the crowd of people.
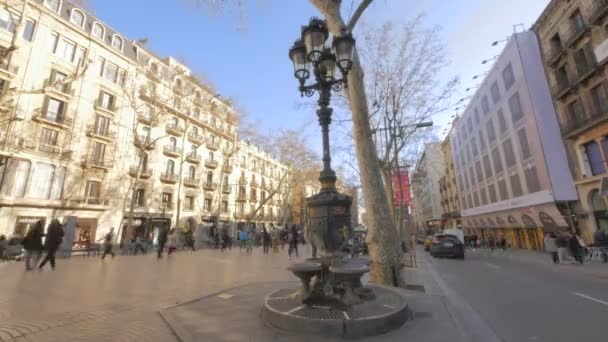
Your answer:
[544,229,608,264]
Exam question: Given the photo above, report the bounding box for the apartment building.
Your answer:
[451,31,577,250]
[534,0,608,241]
[439,123,461,230]
[411,142,445,231]
[0,0,288,243]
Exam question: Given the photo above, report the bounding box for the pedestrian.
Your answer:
[157,226,169,259]
[39,219,64,270]
[247,229,255,253]
[0,234,7,260]
[101,228,116,260]
[288,224,299,259]
[220,224,230,251]
[556,230,570,264]
[544,232,559,264]
[239,229,248,250]
[262,226,271,254]
[488,236,496,251]
[567,230,583,264]
[22,220,44,271]
[184,229,195,252]
[167,228,179,256]
[574,231,586,264]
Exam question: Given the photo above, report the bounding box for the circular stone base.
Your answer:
[261,285,410,339]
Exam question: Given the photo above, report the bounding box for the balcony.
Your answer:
[160,172,179,184]
[82,158,112,170]
[565,98,608,138]
[588,0,608,24]
[137,113,155,125]
[146,69,161,82]
[134,135,155,150]
[250,180,259,188]
[86,125,116,142]
[70,197,110,206]
[250,196,258,203]
[128,166,153,179]
[95,102,117,117]
[186,152,201,164]
[204,182,218,191]
[205,159,218,169]
[32,113,73,129]
[222,164,233,174]
[565,21,590,48]
[0,62,18,79]
[43,78,74,101]
[222,186,232,194]
[163,145,182,157]
[206,140,219,151]
[551,78,575,100]
[165,123,184,136]
[184,177,200,188]
[188,132,205,145]
[545,45,565,66]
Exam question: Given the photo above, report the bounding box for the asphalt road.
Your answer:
[423,248,608,342]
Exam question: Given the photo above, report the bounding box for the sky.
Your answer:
[86,0,550,177]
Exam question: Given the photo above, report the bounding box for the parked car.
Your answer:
[430,234,465,259]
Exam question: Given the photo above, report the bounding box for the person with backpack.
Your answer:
[39,219,64,270]
[101,228,116,260]
[23,220,44,271]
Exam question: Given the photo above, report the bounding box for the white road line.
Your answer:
[342,311,351,320]
[573,292,608,306]
[483,262,501,270]
[286,305,305,314]
[383,304,395,309]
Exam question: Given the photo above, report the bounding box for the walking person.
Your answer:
[167,228,179,256]
[157,226,169,259]
[571,231,585,264]
[239,229,248,251]
[101,228,116,260]
[544,232,559,264]
[184,229,195,252]
[39,219,64,270]
[247,229,255,253]
[23,220,44,271]
[556,230,570,264]
[288,224,299,259]
[262,227,271,254]
[220,224,230,251]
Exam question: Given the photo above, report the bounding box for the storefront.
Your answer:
[14,216,46,237]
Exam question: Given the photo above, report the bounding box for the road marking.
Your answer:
[383,304,395,309]
[573,292,608,306]
[342,311,351,320]
[286,305,305,314]
[483,262,500,270]
[217,293,234,299]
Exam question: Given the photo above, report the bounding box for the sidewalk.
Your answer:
[470,247,608,279]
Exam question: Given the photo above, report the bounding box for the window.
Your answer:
[50,167,65,200]
[488,183,497,203]
[467,194,473,209]
[75,47,86,67]
[206,171,213,183]
[503,138,516,167]
[204,198,212,211]
[468,167,475,187]
[510,173,523,197]
[95,115,110,135]
[584,141,606,176]
[99,91,116,111]
[50,69,69,93]
[482,96,490,115]
[166,160,175,174]
[550,34,562,52]
[111,35,124,51]
[570,10,585,32]
[502,63,515,89]
[480,188,488,205]
[135,189,145,207]
[45,97,66,121]
[40,128,58,146]
[28,163,54,199]
[86,180,101,200]
[475,160,483,182]
[185,196,195,211]
[162,192,173,209]
[525,167,541,193]
[92,22,104,40]
[48,32,59,53]
[188,165,196,179]
[471,137,478,156]
[44,0,61,12]
[590,83,608,116]
[491,81,500,104]
[479,131,486,150]
[169,137,177,149]
[556,65,570,88]
[517,129,531,160]
[474,109,480,122]
[498,179,508,201]
[70,9,85,27]
[509,92,524,123]
[104,62,118,83]
[208,151,214,161]
[57,38,76,62]
[497,109,507,132]
[473,191,480,207]
[22,20,36,42]
[492,148,503,173]
[91,141,106,162]
[222,200,229,213]
[486,119,496,142]
[567,99,585,126]
[483,155,493,179]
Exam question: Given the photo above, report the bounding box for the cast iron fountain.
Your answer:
[260,18,410,339]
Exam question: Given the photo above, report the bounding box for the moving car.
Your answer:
[430,234,465,259]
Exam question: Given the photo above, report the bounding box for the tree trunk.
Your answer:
[309,1,405,286]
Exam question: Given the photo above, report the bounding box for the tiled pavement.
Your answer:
[0,247,300,342]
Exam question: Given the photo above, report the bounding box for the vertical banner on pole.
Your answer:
[392,170,410,207]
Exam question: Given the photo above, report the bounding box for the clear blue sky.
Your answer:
[87,0,549,168]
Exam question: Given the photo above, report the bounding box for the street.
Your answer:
[423,248,608,342]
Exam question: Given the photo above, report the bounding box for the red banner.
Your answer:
[392,170,410,206]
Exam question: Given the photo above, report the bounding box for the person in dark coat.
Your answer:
[288,224,299,258]
[39,219,64,270]
[262,226,271,254]
[23,220,44,271]
[569,230,583,264]
[157,226,169,259]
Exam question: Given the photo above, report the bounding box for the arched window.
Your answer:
[188,165,196,179]
[166,160,175,174]
[70,9,85,27]
[111,35,124,51]
[44,0,61,13]
[169,137,177,149]
[208,151,214,161]
[92,22,104,40]
[207,171,213,183]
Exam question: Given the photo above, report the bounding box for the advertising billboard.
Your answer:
[393,170,410,206]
